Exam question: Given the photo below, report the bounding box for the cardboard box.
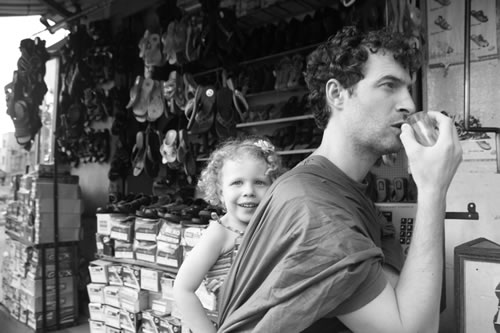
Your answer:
[27,225,81,243]
[34,212,82,229]
[97,213,127,235]
[114,240,134,259]
[134,240,157,263]
[26,306,76,329]
[120,309,142,332]
[88,283,106,303]
[19,289,74,312]
[108,264,124,286]
[89,260,112,284]
[135,217,161,241]
[156,241,182,268]
[141,310,170,333]
[110,218,135,242]
[89,302,106,321]
[33,198,83,214]
[141,268,160,292]
[31,182,81,199]
[119,287,149,313]
[104,285,121,308]
[160,273,175,300]
[157,220,182,244]
[89,320,106,333]
[121,265,141,290]
[21,275,74,296]
[104,305,121,329]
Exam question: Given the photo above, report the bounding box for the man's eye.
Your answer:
[383,82,396,89]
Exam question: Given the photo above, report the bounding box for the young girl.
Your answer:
[173,136,284,333]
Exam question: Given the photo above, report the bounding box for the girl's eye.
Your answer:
[230,180,243,186]
[255,180,268,186]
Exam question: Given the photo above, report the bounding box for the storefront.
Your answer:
[1,0,500,332]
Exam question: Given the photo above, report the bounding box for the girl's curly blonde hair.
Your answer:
[197,136,286,207]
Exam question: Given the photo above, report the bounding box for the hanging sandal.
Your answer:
[131,131,147,176]
[471,10,488,23]
[160,129,178,164]
[434,15,451,30]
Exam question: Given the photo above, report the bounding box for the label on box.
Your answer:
[97,214,113,235]
[140,268,160,292]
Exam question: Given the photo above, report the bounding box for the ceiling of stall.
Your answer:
[0,0,334,27]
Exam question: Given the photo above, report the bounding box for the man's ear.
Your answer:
[326,79,345,109]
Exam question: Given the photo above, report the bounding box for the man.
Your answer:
[217,26,463,333]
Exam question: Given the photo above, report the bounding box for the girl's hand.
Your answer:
[400,111,463,196]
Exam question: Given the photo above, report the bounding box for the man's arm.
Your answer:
[338,112,462,333]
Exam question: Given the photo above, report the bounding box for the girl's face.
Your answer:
[219,156,272,226]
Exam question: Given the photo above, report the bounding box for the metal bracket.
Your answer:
[445,202,479,220]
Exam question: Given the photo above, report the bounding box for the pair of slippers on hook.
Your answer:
[127,76,166,123]
[159,129,196,182]
[132,125,162,178]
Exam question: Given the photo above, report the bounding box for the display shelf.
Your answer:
[97,255,179,275]
[236,114,314,128]
[245,87,307,99]
[193,42,321,78]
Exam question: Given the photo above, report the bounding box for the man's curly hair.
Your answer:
[304,26,422,130]
[197,136,285,207]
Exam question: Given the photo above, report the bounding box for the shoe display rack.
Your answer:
[89,199,219,332]
[1,164,83,331]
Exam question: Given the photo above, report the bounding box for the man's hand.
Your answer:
[400,111,463,195]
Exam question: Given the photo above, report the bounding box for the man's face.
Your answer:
[341,51,416,156]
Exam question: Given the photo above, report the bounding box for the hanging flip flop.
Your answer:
[225,77,248,122]
[147,80,166,122]
[126,76,144,109]
[160,129,178,164]
[133,77,154,121]
[131,131,147,176]
[145,126,161,178]
[187,85,216,134]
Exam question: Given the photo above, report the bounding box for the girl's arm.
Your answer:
[173,222,226,333]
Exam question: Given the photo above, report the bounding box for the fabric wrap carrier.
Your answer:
[217,155,403,332]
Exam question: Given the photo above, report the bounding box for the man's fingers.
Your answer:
[400,123,418,152]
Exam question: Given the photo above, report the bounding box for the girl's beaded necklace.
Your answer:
[211,212,244,237]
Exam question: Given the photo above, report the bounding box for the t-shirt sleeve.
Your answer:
[332,260,387,315]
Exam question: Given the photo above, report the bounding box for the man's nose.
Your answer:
[397,88,416,115]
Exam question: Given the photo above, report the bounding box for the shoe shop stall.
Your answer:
[1,0,500,332]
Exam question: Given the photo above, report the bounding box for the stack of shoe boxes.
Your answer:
[2,164,82,330]
[91,209,211,332]
[1,238,77,329]
[21,170,83,243]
